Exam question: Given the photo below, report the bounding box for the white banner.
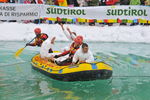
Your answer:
[0,4,40,20]
[44,5,150,20]
[0,4,150,20]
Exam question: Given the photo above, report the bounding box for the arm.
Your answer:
[72,52,79,64]
[66,27,77,40]
[51,37,56,44]
[60,24,73,41]
[27,41,37,46]
[54,50,70,58]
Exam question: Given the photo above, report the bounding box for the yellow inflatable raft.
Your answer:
[31,54,113,81]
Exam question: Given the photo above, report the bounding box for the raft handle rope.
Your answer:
[36,62,103,71]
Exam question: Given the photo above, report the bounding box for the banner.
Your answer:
[44,5,150,20]
[0,4,150,20]
[0,4,40,20]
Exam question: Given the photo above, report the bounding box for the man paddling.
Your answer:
[26,28,48,47]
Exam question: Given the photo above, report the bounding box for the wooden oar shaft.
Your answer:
[15,37,36,57]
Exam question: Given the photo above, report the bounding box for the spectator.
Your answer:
[120,0,130,5]
[31,0,36,3]
[87,0,99,6]
[99,0,107,6]
[35,0,44,4]
[46,0,54,5]
[130,0,141,5]
[67,0,79,7]
[58,0,68,6]
[0,0,8,3]
[54,0,59,5]
[77,0,88,7]
[140,0,146,5]
[145,0,150,5]
[24,0,31,4]
[9,0,16,3]
[106,0,119,5]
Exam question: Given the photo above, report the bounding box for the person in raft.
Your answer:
[60,23,77,41]
[72,43,94,65]
[40,37,56,59]
[26,28,48,47]
[60,23,78,52]
[51,35,84,66]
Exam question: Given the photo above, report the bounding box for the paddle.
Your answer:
[15,37,36,57]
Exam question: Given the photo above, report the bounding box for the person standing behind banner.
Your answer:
[120,0,130,5]
[130,0,141,5]
[24,0,31,3]
[0,0,8,3]
[87,0,99,6]
[35,0,44,4]
[58,0,68,6]
[99,0,107,6]
[8,0,16,3]
[67,0,79,7]
[105,0,119,5]
[145,0,150,5]
[77,0,88,7]
[46,0,54,5]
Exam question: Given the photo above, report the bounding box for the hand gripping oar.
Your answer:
[15,37,36,57]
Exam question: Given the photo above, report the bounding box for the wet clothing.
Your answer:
[57,42,80,58]
[67,0,79,6]
[73,48,94,64]
[130,0,141,5]
[28,33,48,47]
[55,58,72,66]
[40,38,54,58]
[55,42,80,66]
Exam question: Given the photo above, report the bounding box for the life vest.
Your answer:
[58,0,68,6]
[35,33,48,47]
[106,0,119,5]
[69,42,80,57]
[0,0,8,2]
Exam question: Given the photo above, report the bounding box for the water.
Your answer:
[0,41,150,100]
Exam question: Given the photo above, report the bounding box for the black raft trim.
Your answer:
[32,66,112,82]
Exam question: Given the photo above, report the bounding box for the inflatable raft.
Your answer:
[31,54,113,81]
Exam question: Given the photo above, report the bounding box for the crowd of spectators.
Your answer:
[0,0,149,6]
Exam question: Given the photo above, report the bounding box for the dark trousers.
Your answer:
[56,58,72,66]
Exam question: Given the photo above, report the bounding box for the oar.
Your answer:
[14,37,36,57]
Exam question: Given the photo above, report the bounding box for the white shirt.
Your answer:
[77,0,88,7]
[40,38,54,58]
[73,48,94,63]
